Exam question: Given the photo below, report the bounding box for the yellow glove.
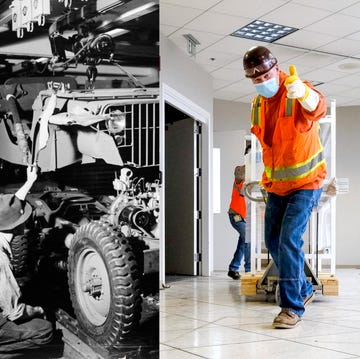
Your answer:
[284,65,319,111]
[284,65,308,99]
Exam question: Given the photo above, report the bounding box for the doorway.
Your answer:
[164,103,202,275]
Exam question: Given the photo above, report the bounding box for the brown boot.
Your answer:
[272,309,301,329]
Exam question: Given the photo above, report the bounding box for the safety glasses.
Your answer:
[244,57,277,78]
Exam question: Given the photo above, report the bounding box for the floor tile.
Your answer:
[160,268,360,358]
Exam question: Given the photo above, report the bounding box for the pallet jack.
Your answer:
[241,258,338,301]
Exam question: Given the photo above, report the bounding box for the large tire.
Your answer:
[67,221,142,347]
[10,234,28,277]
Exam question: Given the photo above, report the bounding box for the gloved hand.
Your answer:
[284,65,308,99]
[284,65,319,111]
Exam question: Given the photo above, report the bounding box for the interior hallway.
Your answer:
[160,268,360,358]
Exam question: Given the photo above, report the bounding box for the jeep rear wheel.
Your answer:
[67,221,142,347]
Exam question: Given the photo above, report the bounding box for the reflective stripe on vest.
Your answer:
[285,97,293,117]
[265,146,325,181]
[252,95,294,126]
[252,96,262,125]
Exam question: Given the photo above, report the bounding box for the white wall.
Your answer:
[160,33,214,277]
[160,34,213,113]
[213,99,360,268]
[335,106,360,266]
[213,100,250,271]
[213,130,246,271]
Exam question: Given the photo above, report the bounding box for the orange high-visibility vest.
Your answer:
[229,180,246,218]
[251,94,327,196]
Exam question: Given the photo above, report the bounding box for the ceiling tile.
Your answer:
[328,72,360,86]
[211,0,287,18]
[194,49,240,68]
[210,67,244,82]
[185,11,250,35]
[262,2,331,28]
[306,13,360,38]
[160,3,204,27]
[168,28,223,53]
[160,25,179,36]
[161,0,220,9]
[217,80,255,95]
[290,52,340,68]
[301,68,345,84]
[213,78,234,90]
[316,82,352,96]
[276,30,337,50]
[318,39,360,57]
[293,0,360,12]
[199,63,220,73]
[277,62,318,78]
[346,31,360,42]
[201,36,263,56]
[266,44,308,63]
[339,1,360,17]
[223,58,245,71]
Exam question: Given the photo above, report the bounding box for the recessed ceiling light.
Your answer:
[231,20,298,43]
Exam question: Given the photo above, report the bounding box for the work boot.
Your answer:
[303,292,315,306]
[272,309,301,329]
[227,270,240,280]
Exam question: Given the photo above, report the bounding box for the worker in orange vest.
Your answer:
[227,165,250,280]
[243,46,327,329]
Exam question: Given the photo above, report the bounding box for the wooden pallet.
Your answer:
[241,272,264,296]
[241,271,339,296]
[318,273,339,296]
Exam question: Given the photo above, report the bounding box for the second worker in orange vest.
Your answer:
[227,165,250,280]
[243,45,327,329]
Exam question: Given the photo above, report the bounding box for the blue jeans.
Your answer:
[265,189,322,317]
[228,214,251,273]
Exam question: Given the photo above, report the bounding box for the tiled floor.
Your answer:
[160,268,360,359]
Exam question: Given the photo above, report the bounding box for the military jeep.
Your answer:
[0,79,160,350]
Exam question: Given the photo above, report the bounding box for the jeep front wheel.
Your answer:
[67,221,142,347]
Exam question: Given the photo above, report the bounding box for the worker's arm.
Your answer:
[15,165,37,201]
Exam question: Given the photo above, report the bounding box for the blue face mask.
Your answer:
[254,77,279,98]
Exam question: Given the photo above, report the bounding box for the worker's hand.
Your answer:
[325,177,337,196]
[26,164,38,185]
[284,65,308,99]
